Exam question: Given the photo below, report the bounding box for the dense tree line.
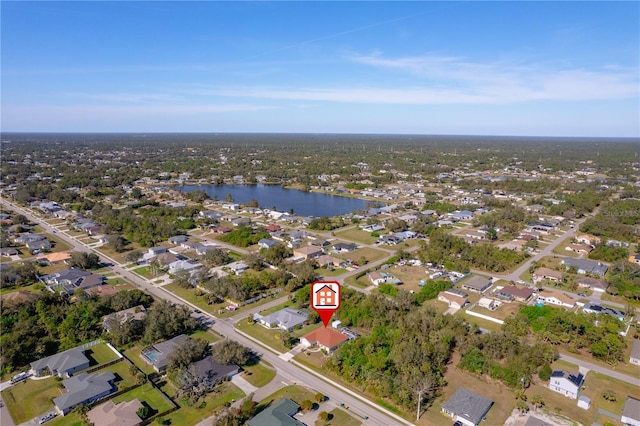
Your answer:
[605,260,640,300]
[505,305,627,363]
[417,229,527,273]
[218,226,269,247]
[0,290,152,374]
[580,199,640,242]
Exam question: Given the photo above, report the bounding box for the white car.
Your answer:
[39,413,57,424]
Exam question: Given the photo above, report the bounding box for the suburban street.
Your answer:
[0,198,409,426]
[1,197,638,426]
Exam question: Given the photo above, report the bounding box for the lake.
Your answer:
[181,184,373,217]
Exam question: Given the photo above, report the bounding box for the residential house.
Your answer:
[229,261,249,275]
[293,245,323,260]
[54,371,117,415]
[14,233,46,244]
[254,307,309,331]
[188,355,239,388]
[44,268,105,294]
[395,230,417,240]
[144,246,168,260]
[37,252,72,265]
[548,370,584,399]
[575,276,609,293]
[258,238,279,249]
[0,247,19,256]
[561,257,608,277]
[576,234,601,246]
[331,242,358,253]
[264,224,282,233]
[140,334,190,372]
[630,339,640,366]
[168,259,202,275]
[154,252,180,267]
[87,399,144,426]
[316,255,341,268]
[246,398,305,426]
[102,305,147,332]
[460,275,492,294]
[450,210,474,221]
[495,286,534,303]
[26,238,52,253]
[621,397,640,426]
[533,267,563,283]
[477,297,501,311]
[565,243,593,255]
[360,223,384,232]
[437,289,468,309]
[537,290,576,309]
[378,234,401,245]
[195,243,219,256]
[300,327,349,353]
[441,387,493,426]
[168,235,189,245]
[583,302,625,321]
[368,271,387,286]
[30,347,90,378]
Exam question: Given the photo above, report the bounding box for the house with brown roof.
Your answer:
[437,290,468,309]
[37,252,72,265]
[293,245,323,260]
[575,277,609,293]
[533,267,563,283]
[87,399,143,426]
[496,286,534,302]
[300,327,349,352]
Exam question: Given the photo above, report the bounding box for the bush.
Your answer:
[300,399,313,412]
[538,363,552,381]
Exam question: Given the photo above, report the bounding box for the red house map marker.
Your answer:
[311,280,341,327]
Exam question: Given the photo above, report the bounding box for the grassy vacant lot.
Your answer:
[343,274,371,289]
[132,265,157,279]
[1,376,62,423]
[382,265,426,292]
[316,267,348,277]
[421,362,516,426]
[85,342,120,365]
[189,328,221,344]
[236,319,322,354]
[457,311,503,333]
[161,381,244,426]
[316,407,362,426]
[242,359,277,388]
[341,247,388,264]
[111,382,174,415]
[474,301,523,321]
[335,229,377,245]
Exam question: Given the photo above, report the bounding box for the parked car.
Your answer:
[39,413,57,424]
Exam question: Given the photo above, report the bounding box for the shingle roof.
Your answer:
[246,398,305,426]
[302,327,349,350]
[562,257,608,277]
[257,308,308,330]
[441,387,493,425]
[30,347,89,376]
[622,396,640,421]
[54,371,116,413]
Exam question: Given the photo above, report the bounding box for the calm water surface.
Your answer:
[182,184,372,217]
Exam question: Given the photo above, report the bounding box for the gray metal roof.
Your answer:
[562,257,608,277]
[441,387,493,426]
[30,347,89,376]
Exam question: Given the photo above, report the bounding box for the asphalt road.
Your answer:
[0,198,409,426]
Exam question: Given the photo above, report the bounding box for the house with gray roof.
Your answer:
[630,339,640,366]
[189,355,239,389]
[621,396,640,426]
[441,387,493,426]
[246,398,305,426]
[53,371,116,415]
[549,370,584,399]
[561,257,608,277]
[460,275,492,294]
[30,347,90,378]
[254,307,309,332]
[140,334,190,372]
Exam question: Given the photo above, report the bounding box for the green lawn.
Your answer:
[189,329,221,344]
[107,360,139,389]
[85,342,121,366]
[1,377,62,423]
[316,407,363,426]
[335,229,377,245]
[258,385,317,406]
[123,345,157,375]
[48,412,83,426]
[236,319,322,354]
[241,359,277,388]
[341,247,389,264]
[111,382,174,415]
[162,381,244,425]
[132,265,156,279]
[106,277,126,285]
[316,267,348,277]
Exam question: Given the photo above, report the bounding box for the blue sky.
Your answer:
[2,1,638,136]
